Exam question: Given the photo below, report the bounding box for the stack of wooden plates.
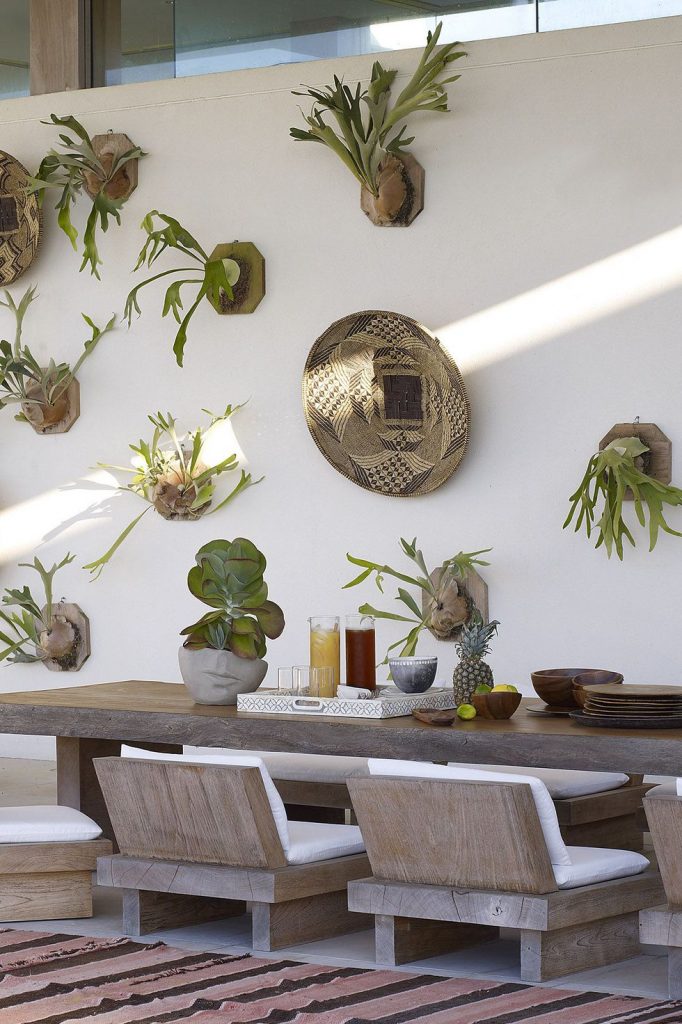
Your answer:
[570,684,682,729]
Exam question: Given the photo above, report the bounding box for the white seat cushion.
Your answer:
[555,847,649,889]
[447,764,629,799]
[121,745,290,855]
[286,820,365,865]
[190,748,368,785]
[368,758,571,867]
[0,805,101,844]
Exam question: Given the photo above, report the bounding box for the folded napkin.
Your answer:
[337,685,375,700]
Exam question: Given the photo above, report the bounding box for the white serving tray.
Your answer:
[237,685,455,719]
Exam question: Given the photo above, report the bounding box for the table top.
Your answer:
[0,679,681,775]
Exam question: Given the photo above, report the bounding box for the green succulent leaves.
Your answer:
[564,436,682,559]
[124,211,234,367]
[27,114,145,279]
[0,286,115,418]
[290,22,465,196]
[344,537,490,663]
[181,538,285,660]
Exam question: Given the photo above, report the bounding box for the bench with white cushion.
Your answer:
[193,748,649,847]
[95,747,370,950]
[0,805,110,922]
[346,759,663,981]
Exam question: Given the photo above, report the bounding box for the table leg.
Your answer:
[56,737,182,844]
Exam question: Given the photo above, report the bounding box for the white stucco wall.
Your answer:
[0,17,681,757]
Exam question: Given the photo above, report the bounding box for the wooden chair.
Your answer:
[94,756,370,951]
[0,806,110,922]
[347,761,662,982]
[639,783,682,997]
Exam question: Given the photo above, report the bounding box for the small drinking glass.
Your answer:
[277,667,294,695]
[293,665,335,698]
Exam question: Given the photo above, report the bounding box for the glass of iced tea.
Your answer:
[345,614,376,690]
[308,616,340,693]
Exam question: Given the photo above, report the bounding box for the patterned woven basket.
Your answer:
[0,151,42,286]
[303,310,469,497]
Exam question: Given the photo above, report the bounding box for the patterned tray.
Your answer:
[237,685,455,719]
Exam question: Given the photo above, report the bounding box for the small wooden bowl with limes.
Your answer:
[472,685,522,720]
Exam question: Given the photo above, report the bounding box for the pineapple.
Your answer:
[452,616,500,705]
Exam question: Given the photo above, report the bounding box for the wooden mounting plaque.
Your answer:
[84,133,139,202]
[422,566,489,642]
[599,422,671,499]
[207,242,265,315]
[21,377,80,434]
[42,602,91,672]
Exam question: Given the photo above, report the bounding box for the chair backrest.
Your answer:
[95,757,287,869]
[644,783,682,906]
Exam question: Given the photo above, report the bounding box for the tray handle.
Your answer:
[291,697,325,713]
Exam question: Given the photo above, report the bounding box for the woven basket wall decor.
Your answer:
[0,151,42,285]
[303,310,469,497]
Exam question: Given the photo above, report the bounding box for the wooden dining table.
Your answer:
[0,679,680,837]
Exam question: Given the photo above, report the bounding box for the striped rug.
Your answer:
[0,929,679,1024]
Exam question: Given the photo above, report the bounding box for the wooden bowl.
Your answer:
[412,708,458,726]
[572,670,624,708]
[530,669,594,708]
[472,691,522,720]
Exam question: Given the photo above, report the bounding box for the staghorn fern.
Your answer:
[27,114,145,278]
[0,553,76,664]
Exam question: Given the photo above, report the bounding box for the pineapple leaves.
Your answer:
[125,212,233,367]
[27,113,145,278]
[290,21,465,198]
[564,436,682,559]
[345,538,491,663]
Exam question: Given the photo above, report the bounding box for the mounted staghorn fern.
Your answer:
[564,436,682,559]
[344,537,490,663]
[27,115,145,278]
[0,553,89,671]
[0,285,115,433]
[85,404,260,578]
[124,211,239,367]
[291,22,465,225]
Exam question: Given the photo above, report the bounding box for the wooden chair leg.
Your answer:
[251,891,370,952]
[520,912,640,982]
[668,949,682,998]
[375,914,498,966]
[122,889,245,937]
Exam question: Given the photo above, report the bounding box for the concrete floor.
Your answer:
[0,757,671,1000]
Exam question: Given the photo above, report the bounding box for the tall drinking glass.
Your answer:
[309,616,340,693]
[345,614,376,690]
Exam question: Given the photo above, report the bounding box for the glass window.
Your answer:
[0,0,29,100]
[538,0,682,31]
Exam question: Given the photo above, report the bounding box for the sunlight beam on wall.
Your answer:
[438,225,682,373]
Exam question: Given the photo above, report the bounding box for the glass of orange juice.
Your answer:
[308,616,340,694]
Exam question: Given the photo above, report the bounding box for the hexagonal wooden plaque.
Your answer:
[421,566,489,642]
[83,133,139,202]
[21,378,80,434]
[207,242,265,315]
[41,602,90,672]
[599,422,671,499]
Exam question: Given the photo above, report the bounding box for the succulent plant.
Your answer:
[85,405,259,578]
[564,436,682,559]
[124,211,238,367]
[0,286,115,428]
[0,553,77,665]
[181,538,285,659]
[344,537,490,663]
[27,114,145,278]
[291,23,465,220]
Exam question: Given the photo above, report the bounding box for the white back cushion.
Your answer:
[121,745,290,854]
[0,805,102,843]
[368,758,571,867]
[447,764,629,800]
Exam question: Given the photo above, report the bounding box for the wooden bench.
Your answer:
[639,782,682,997]
[347,764,662,982]
[94,756,371,950]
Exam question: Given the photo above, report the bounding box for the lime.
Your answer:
[221,258,241,286]
[474,683,492,694]
[457,703,477,720]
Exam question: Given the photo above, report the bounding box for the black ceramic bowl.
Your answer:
[389,657,438,694]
